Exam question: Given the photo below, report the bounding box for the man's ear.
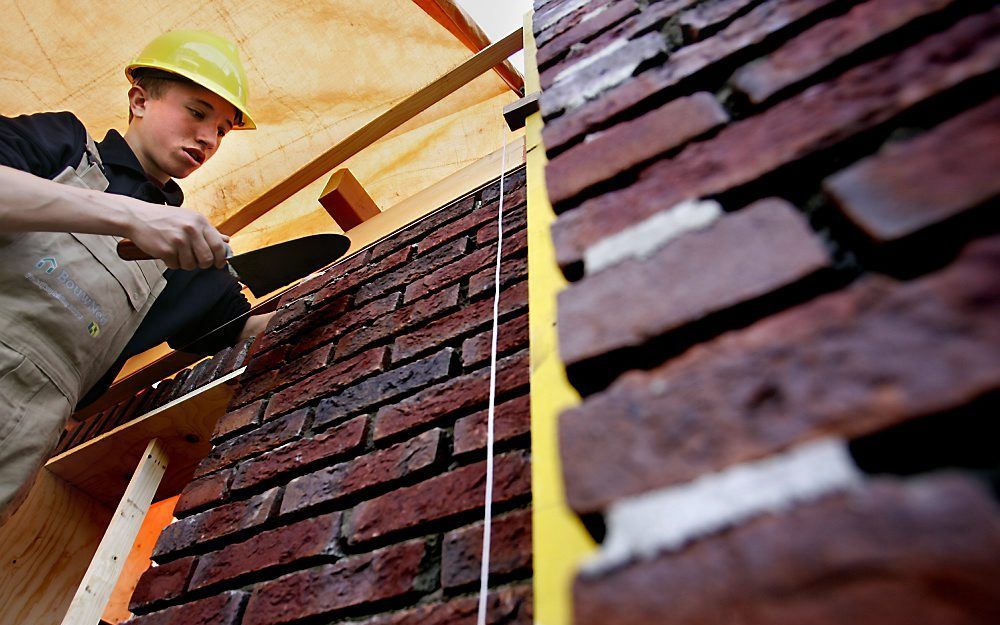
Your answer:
[128,85,149,120]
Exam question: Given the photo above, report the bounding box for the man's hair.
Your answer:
[128,68,242,126]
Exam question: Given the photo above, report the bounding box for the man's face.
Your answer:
[129,80,237,182]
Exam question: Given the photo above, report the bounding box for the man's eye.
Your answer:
[217,128,227,138]
[188,108,205,119]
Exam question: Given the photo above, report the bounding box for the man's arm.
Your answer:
[0,164,229,270]
[238,311,275,342]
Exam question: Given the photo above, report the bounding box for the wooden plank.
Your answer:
[413,0,525,94]
[216,26,524,237]
[60,439,168,625]
[0,471,112,625]
[49,369,243,509]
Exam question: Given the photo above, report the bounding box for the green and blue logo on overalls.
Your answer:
[88,321,101,337]
[35,257,58,274]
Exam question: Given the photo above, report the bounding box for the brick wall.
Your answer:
[125,169,533,625]
[535,0,999,623]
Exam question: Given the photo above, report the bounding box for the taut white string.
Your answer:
[476,119,509,625]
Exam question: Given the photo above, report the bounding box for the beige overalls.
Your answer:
[0,134,167,523]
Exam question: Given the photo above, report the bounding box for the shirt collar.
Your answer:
[97,129,184,206]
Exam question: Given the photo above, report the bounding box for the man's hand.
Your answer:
[122,203,230,270]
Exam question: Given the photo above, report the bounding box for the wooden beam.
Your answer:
[504,92,540,131]
[50,369,244,509]
[413,0,525,95]
[216,26,524,237]
[59,439,168,625]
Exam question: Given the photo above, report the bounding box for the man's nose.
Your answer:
[196,126,218,151]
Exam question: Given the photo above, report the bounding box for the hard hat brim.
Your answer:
[126,63,257,130]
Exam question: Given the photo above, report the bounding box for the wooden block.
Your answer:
[319,169,381,230]
[504,92,540,131]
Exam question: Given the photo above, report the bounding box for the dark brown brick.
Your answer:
[275,248,372,306]
[442,509,532,589]
[730,0,956,104]
[291,291,402,359]
[355,237,468,304]
[269,297,311,331]
[263,346,389,419]
[679,0,760,40]
[129,555,197,613]
[374,350,530,441]
[251,294,350,356]
[348,451,531,544]
[481,168,527,204]
[560,236,1000,513]
[574,476,1000,625]
[368,194,476,261]
[227,368,279,409]
[280,429,443,515]
[152,488,280,561]
[212,399,264,443]
[195,409,309,478]
[352,585,533,625]
[392,280,528,363]
[335,286,461,359]
[231,415,368,492]
[189,512,342,591]
[243,540,431,625]
[540,32,667,120]
[176,358,215,397]
[124,590,246,625]
[313,348,454,429]
[217,337,253,377]
[559,199,829,368]
[454,395,531,455]
[174,470,231,518]
[241,342,290,381]
[546,93,727,207]
[462,312,530,369]
[468,255,528,299]
[552,10,1000,265]
[824,96,1000,243]
[475,204,527,246]
[542,0,836,151]
[414,193,521,255]
[537,0,640,69]
[312,246,411,306]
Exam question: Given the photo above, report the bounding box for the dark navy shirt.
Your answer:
[0,111,250,407]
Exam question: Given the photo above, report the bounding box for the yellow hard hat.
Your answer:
[126,30,256,129]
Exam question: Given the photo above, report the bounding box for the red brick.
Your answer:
[291,291,402,359]
[355,237,468,304]
[415,194,520,255]
[241,342,291,381]
[403,245,497,303]
[280,429,443,515]
[271,342,333,389]
[392,280,528,363]
[731,0,956,104]
[264,346,389,419]
[679,0,760,40]
[129,556,197,613]
[227,368,279,409]
[540,32,667,119]
[537,0,640,69]
[195,409,309,478]
[174,470,231,518]
[559,199,830,368]
[462,312,530,368]
[212,399,265,443]
[124,591,246,625]
[574,476,1000,625]
[217,337,253,378]
[552,10,1000,265]
[152,488,280,560]
[374,349,530,441]
[475,204,527,246]
[348,451,531,544]
[189,512,342,591]
[269,297,310,331]
[541,0,840,153]
[313,246,412,305]
[560,236,1000,513]
[243,540,431,625]
[335,286,461,359]
[547,93,727,207]
[313,348,455,429]
[354,585,533,625]
[276,248,373,306]
[442,509,532,589]
[368,194,477,261]
[481,168,526,204]
[454,395,531,455]
[824,96,1000,243]
[469,256,528,299]
[252,294,350,356]
[230,415,366,492]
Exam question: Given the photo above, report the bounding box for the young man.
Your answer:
[0,30,271,524]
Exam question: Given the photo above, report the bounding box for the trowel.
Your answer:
[117,233,351,297]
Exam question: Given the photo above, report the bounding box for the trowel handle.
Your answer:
[116,239,153,261]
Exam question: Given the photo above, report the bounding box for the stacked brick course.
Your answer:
[535,0,999,623]
[125,169,532,625]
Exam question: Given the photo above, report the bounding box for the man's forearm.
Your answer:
[0,164,132,235]
[238,311,274,343]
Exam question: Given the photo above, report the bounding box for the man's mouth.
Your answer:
[182,147,205,165]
